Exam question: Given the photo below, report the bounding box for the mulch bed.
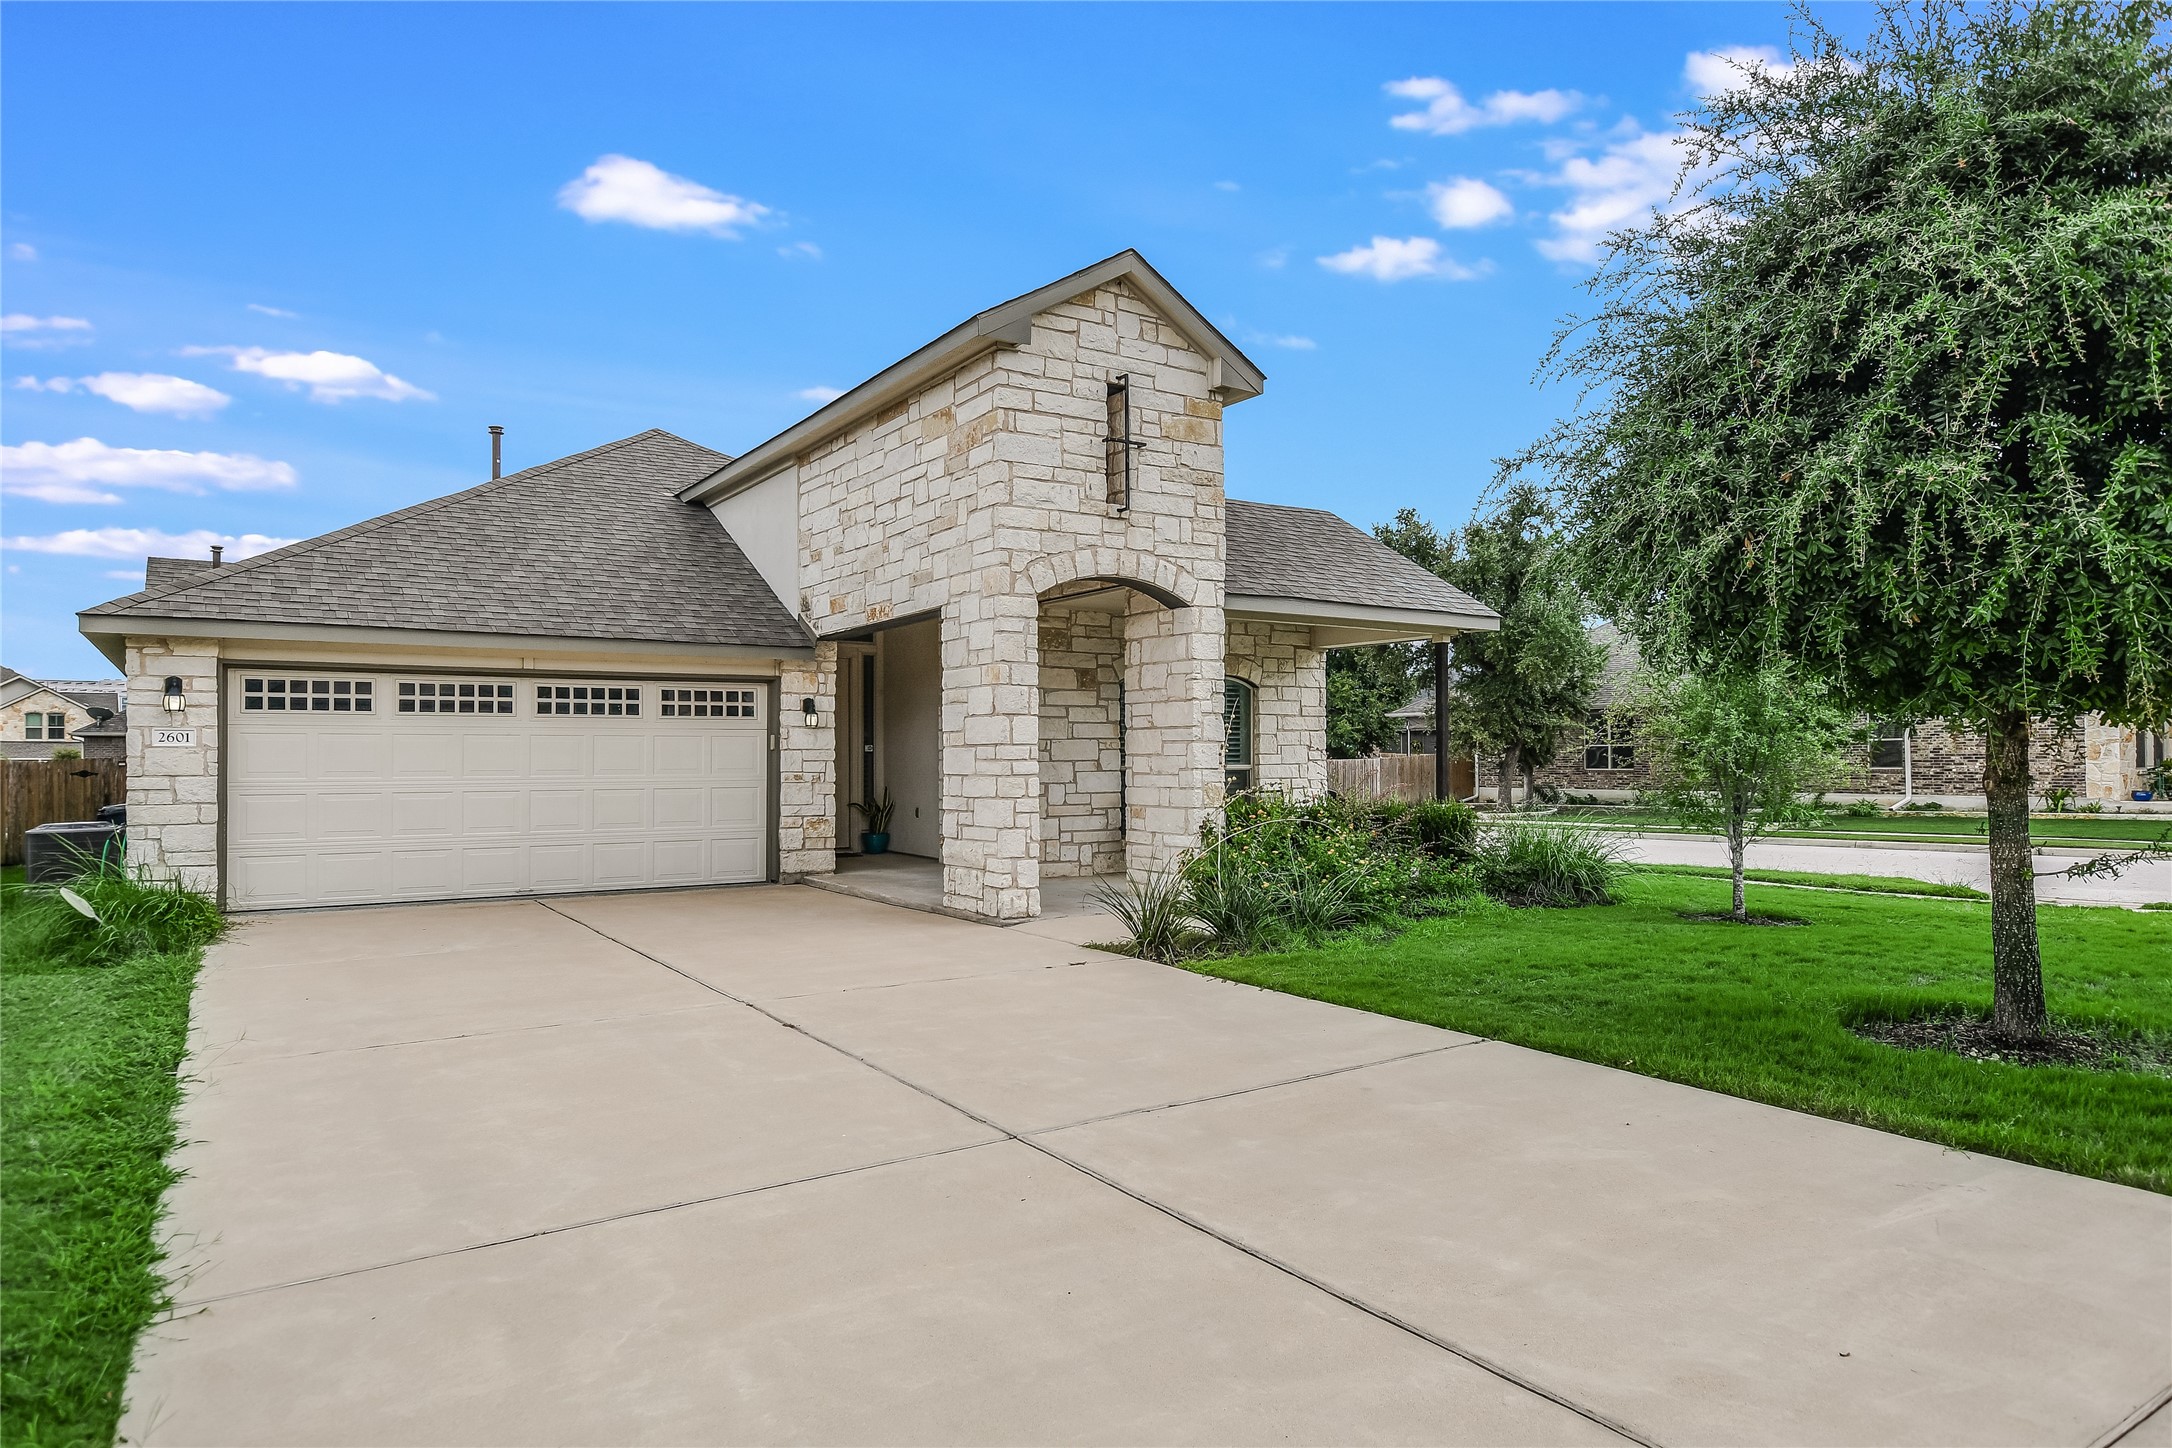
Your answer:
[1852,1016,2169,1072]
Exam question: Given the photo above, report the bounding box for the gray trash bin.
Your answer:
[24,820,124,885]
[97,803,127,827]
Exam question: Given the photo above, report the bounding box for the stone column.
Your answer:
[776,642,839,878]
[125,637,221,894]
[1123,595,1225,878]
[940,591,1042,919]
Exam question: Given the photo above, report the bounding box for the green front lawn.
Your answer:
[1,868,212,1448]
[1190,873,2172,1193]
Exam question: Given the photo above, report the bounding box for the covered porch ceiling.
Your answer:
[1225,593,1499,649]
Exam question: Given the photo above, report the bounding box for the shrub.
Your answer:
[47,746,82,761]
[1183,858,1283,954]
[1472,822,1627,907]
[1089,866,1195,964]
[1842,799,1884,818]
[1404,799,1480,860]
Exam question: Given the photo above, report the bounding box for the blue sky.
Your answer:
[2,1,1852,678]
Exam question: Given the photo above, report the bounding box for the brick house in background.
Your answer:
[1396,625,2170,809]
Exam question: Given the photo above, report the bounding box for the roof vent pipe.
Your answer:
[209,545,224,567]
[489,425,504,480]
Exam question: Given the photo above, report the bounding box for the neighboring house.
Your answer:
[0,665,125,760]
[1393,626,2168,808]
[78,251,1499,918]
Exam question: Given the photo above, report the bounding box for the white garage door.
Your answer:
[225,672,769,909]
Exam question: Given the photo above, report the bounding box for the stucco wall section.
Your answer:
[1038,606,1125,877]
[1226,619,1326,800]
[125,637,221,892]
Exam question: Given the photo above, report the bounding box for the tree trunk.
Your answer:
[1520,763,1536,812]
[1984,709,2046,1040]
[1496,749,1518,814]
[1728,794,1749,922]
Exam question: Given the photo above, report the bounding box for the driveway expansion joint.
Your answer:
[535,899,1657,1448]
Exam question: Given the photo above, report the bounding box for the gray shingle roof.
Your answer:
[1226,500,1496,620]
[83,431,808,650]
[144,557,213,591]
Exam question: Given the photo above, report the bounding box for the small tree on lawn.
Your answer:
[1378,490,1605,809]
[1629,663,1855,920]
[1514,0,2171,1038]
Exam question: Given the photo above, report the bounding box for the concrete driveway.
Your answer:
[125,886,2169,1447]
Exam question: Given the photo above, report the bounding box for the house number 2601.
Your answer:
[151,728,198,747]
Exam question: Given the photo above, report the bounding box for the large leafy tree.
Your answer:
[1515,0,2171,1037]
[1325,645,1422,758]
[1379,492,1605,808]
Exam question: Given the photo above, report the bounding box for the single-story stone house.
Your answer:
[1392,625,2170,809]
[77,251,1499,918]
[0,665,125,761]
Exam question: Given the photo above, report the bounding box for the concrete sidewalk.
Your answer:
[123,886,2171,1446]
[1614,832,2172,906]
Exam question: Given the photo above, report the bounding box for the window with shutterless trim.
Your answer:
[1223,677,1256,793]
[241,677,374,712]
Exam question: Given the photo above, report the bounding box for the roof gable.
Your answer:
[681,249,1266,505]
[80,430,806,652]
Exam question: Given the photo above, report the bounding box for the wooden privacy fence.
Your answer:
[2,758,126,866]
[1326,753,1473,804]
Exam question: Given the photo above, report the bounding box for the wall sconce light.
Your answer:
[801,697,818,719]
[161,676,186,714]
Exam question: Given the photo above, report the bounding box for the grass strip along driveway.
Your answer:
[1189,872,2172,1194]
[1,869,219,1448]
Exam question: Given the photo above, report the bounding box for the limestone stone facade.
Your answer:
[1227,619,1327,799]
[124,637,222,891]
[765,277,1231,919]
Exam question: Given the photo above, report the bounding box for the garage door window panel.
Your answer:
[538,684,641,717]
[242,677,374,712]
[399,681,515,714]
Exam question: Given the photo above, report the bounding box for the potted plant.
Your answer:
[2138,759,2170,802]
[851,788,896,855]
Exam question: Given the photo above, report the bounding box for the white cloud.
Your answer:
[1,314,90,334]
[1318,236,1486,283]
[246,302,299,318]
[1258,247,1290,270]
[557,154,771,237]
[1533,126,1707,264]
[184,346,432,403]
[8,244,37,262]
[1,314,92,348]
[5,527,298,561]
[1427,177,1515,229]
[777,241,822,260]
[1684,45,1796,97]
[0,438,297,504]
[1263,334,1317,350]
[795,386,847,404]
[1386,77,1582,136]
[1214,180,1242,192]
[16,373,231,417]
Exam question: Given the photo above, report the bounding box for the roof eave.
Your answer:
[76,612,814,667]
[1226,593,1501,648]
[679,249,1266,507]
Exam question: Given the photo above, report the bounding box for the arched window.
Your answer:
[1223,678,1256,793]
